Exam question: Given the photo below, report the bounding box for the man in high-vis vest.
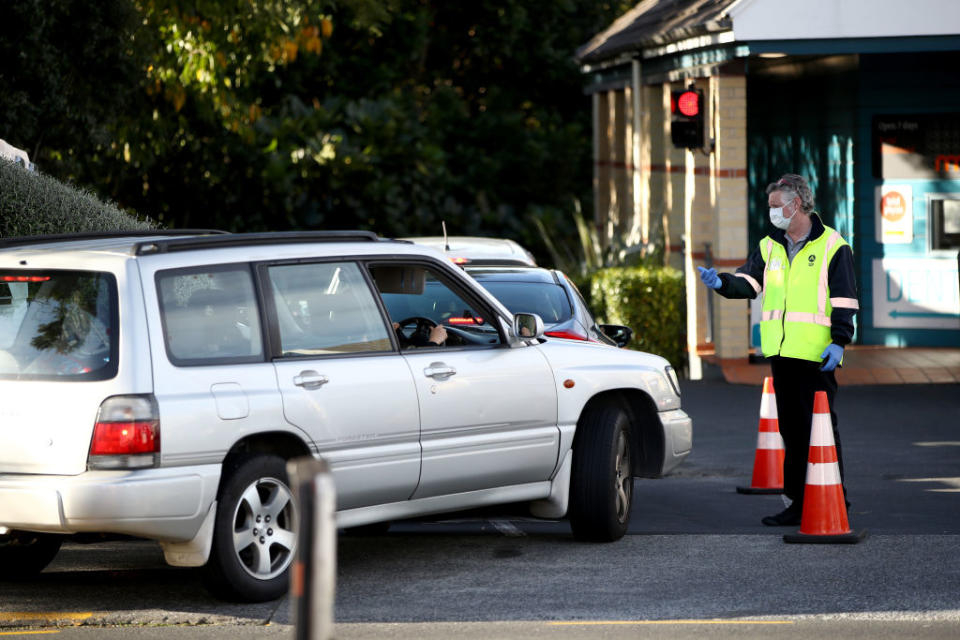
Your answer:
[697,173,859,527]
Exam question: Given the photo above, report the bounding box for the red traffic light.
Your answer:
[670,88,705,149]
[676,90,700,117]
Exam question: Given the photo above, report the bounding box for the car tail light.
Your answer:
[450,257,471,265]
[544,330,588,341]
[88,395,160,470]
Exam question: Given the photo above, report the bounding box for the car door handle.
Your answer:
[293,371,329,389]
[423,363,457,379]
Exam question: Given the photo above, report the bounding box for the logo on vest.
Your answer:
[769,258,783,272]
[808,255,816,266]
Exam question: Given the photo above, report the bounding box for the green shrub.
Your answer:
[590,266,686,371]
[0,160,156,237]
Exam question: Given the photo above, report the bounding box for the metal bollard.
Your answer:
[288,457,337,640]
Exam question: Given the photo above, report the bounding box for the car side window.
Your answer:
[369,264,502,349]
[157,266,263,364]
[266,262,392,357]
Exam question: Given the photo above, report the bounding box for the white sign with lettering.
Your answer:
[872,258,960,329]
[876,185,913,244]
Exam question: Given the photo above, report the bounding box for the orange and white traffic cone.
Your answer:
[784,391,865,544]
[736,377,785,494]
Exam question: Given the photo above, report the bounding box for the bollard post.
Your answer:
[288,456,336,640]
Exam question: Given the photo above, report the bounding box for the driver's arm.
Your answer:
[393,322,447,347]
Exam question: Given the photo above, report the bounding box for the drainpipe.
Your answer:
[704,242,714,344]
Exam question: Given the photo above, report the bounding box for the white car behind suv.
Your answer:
[0,231,691,601]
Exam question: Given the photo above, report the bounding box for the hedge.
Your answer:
[590,265,686,372]
[0,160,156,237]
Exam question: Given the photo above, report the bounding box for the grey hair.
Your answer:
[766,173,815,213]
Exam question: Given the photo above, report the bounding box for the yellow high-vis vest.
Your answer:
[758,226,850,362]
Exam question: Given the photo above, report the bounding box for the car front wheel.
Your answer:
[568,404,633,542]
[204,454,298,602]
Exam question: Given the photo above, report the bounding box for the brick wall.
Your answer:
[591,68,751,375]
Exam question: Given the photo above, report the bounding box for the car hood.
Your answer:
[533,339,680,412]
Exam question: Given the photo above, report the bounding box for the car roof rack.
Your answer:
[0,229,228,250]
[135,230,381,255]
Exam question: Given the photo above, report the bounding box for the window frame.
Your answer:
[257,257,399,362]
[927,192,960,254]
[363,257,511,352]
[155,262,267,368]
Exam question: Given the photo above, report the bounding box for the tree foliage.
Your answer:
[0,1,631,260]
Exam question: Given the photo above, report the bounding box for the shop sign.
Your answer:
[876,185,913,244]
[872,258,960,330]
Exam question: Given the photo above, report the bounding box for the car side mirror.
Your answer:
[599,324,633,348]
[513,313,544,341]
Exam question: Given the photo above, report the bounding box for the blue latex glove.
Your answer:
[697,266,722,290]
[820,344,844,372]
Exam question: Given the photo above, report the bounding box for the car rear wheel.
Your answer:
[204,454,298,602]
[568,404,633,542]
[0,531,63,579]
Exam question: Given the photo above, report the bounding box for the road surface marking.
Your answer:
[549,620,794,626]
[0,612,92,623]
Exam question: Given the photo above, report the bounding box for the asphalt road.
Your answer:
[1,380,958,639]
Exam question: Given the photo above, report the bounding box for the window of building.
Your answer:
[930,197,960,251]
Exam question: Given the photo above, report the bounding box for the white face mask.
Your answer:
[769,204,793,230]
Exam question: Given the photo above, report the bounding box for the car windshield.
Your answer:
[0,271,117,380]
[474,281,573,323]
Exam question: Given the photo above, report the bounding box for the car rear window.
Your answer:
[0,271,118,380]
[475,281,573,323]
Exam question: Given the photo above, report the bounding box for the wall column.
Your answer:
[711,72,750,360]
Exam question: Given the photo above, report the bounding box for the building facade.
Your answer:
[577,0,960,378]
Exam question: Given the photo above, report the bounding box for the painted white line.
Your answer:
[549,620,794,626]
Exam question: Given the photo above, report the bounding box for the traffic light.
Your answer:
[671,88,704,149]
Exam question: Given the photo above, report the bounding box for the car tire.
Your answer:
[568,404,633,542]
[203,454,298,602]
[0,531,63,579]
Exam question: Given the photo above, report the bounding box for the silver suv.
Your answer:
[0,231,691,601]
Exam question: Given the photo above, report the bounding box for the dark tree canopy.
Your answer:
[0,1,631,262]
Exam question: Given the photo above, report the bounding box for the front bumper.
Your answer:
[659,408,693,475]
[0,464,220,542]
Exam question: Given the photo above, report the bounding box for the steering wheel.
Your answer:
[442,323,499,346]
[395,316,438,345]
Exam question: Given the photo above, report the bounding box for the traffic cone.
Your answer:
[784,391,865,544]
[736,377,785,494]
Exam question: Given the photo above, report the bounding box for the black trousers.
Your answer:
[769,355,845,506]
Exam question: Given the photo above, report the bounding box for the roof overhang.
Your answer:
[726,0,960,40]
[578,0,960,91]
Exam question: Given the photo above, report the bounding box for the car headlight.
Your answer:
[665,365,681,397]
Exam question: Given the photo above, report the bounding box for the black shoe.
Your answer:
[762,506,802,527]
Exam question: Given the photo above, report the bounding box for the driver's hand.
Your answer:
[428,325,447,345]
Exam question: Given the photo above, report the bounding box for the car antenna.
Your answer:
[442,220,450,251]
